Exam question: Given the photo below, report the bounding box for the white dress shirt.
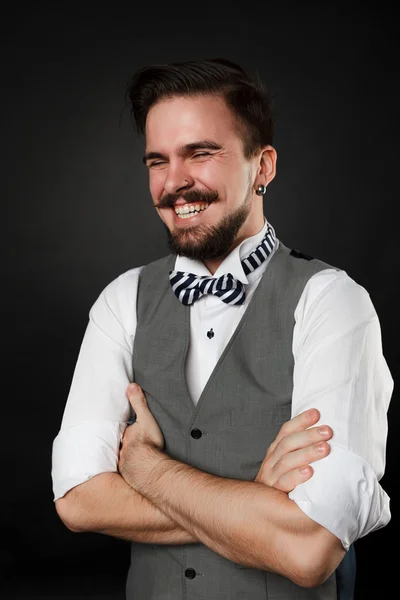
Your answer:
[51,219,393,551]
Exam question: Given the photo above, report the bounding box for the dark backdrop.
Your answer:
[4,3,398,599]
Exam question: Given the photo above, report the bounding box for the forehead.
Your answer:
[145,94,240,149]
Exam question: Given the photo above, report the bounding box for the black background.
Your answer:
[4,2,398,598]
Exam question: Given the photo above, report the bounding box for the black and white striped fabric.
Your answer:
[169,224,276,306]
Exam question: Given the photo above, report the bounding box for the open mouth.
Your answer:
[174,202,210,219]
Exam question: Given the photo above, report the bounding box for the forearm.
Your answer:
[55,472,198,545]
[129,447,315,580]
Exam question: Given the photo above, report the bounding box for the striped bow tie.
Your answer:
[169,224,276,306]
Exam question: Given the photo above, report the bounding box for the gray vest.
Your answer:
[127,240,339,600]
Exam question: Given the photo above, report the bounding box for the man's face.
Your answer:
[144,94,261,261]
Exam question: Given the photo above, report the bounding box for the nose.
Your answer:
[163,164,193,195]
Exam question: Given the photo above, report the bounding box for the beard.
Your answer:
[164,179,253,262]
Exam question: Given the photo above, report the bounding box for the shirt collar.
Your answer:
[174,218,274,284]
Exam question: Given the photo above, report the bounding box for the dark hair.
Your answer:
[125,58,274,159]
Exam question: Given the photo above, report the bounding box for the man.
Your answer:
[52,58,393,599]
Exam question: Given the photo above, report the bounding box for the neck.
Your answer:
[204,215,266,275]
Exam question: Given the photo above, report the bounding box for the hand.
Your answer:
[254,409,332,492]
[118,383,165,487]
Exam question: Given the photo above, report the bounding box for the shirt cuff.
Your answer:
[51,420,127,501]
[288,445,391,550]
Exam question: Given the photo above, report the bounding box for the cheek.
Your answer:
[198,161,223,182]
[149,171,165,198]
[190,162,225,195]
[197,159,246,195]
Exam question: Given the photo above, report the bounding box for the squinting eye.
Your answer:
[149,152,211,167]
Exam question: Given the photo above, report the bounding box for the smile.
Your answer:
[174,202,210,218]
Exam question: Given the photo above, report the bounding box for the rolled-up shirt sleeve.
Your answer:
[289,269,393,550]
[51,267,143,501]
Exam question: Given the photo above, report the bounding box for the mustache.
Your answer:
[154,189,218,209]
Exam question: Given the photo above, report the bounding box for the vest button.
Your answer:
[190,428,202,439]
[185,568,196,579]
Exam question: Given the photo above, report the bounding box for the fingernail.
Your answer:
[307,409,318,420]
[318,426,330,436]
[300,466,310,474]
[128,383,138,391]
[315,442,328,452]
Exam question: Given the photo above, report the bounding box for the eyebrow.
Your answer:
[142,140,223,165]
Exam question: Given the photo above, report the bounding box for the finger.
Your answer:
[274,465,314,493]
[266,411,325,459]
[274,409,321,446]
[126,383,147,412]
[273,439,331,480]
[272,425,333,463]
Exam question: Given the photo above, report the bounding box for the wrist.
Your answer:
[130,443,169,497]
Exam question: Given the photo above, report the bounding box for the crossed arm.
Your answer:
[54,270,392,588]
[55,401,344,588]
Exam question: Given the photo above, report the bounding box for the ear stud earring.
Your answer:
[256,184,267,196]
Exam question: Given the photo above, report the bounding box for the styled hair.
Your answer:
[125,58,274,159]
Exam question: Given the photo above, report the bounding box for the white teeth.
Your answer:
[174,202,209,217]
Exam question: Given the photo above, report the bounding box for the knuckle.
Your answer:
[277,455,291,471]
[274,481,288,492]
[268,439,278,452]
[278,421,291,435]
[276,436,287,452]
[277,434,292,454]
[277,474,295,493]
[259,475,274,487]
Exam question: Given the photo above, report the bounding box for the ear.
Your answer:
[256,145,277,188]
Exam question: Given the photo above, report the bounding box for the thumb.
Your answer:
[126,383,148,411]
